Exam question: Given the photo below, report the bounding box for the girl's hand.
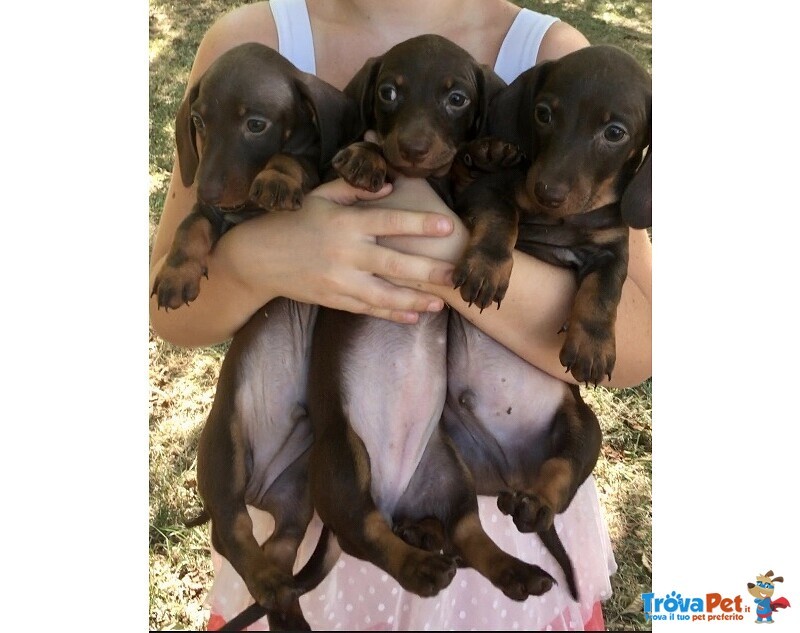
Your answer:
[236,178,462,324]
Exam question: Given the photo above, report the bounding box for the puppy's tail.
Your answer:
[183,508,210,528]
[539,525,579,601]
[293,525,342,593]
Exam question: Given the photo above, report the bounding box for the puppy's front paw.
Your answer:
[332,144,387,192]
[559,320,616,385]
[250,169,305,210]
[462,137,524,171]
[150,259,207,309]
[452,248,513,310]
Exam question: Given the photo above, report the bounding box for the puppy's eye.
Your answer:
[378,84,398,103]
[604,124,628,143]
[534,104,552,125]
[447,91,470,108]
[191,113,205,130]
[246,118,270,134]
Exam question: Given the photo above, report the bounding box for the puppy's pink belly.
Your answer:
[343,313,447,513]
[447,315,565,442]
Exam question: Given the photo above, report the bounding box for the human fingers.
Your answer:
[339,275,446,320]
[356,207,454,238]
[363,245,455,287]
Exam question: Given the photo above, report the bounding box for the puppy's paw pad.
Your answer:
[250,170,304,211]
[559,324,616,385]
[151,260,206,310]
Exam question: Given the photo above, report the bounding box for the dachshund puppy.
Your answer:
[161,44,358,630]
[305,34,558,605]
[441,45,651,598]
[455,44,652,384]
[151,42,359,309]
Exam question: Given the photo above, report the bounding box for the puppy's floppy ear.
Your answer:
[621,91,652,229]
[342,56,382,130]
[175,82,201,187]
[295,73,362,166]
[488,60,553,154]
[471,64,507,137]
[621,147,651,229]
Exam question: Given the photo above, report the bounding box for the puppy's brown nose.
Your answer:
[398,137,431,163]
[533,181,568,208]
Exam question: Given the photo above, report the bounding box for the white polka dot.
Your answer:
[381,573,389,583]
[451,598,457,606]
[318,594,327,601]
[337,590,343,599]
[553,606,560,616]
[346,604,353,612]
[328,612,335,621]
[368,586,376,595]
[501,609,507,618]
[460,579,468,588]
[471,597,478,606]
[335,623,342,630]
[491,514,498,523]
[378,603,385,612]
[337,559,346,568]
[403,604,410,612]
[358,594,365,602]
[388,616,394,624]
[459,610,466,619]
[391,587,398,595]
[512,621,519,629]
[360,566,368,575]
[492,599,499,609]
[348,577,355,585]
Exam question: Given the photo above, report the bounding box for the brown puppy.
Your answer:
[305,34,558,605]
[161,44,359,630]
[151,42,359,309]
[440,45,651,598]
[455,44,652,384]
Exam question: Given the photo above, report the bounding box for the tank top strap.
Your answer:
[494,8,560,83]
[268,0,316,74]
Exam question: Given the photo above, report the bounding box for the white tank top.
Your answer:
[268,0,559,82]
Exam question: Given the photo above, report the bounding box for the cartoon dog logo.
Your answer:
[747,570,791,623]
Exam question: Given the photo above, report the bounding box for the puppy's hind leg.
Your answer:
[309,424,458,598]
[397,430,556,602]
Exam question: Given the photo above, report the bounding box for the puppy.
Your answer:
[151,42,359,309]
[161,43,358,630]
[303,34,559,605]
[441,44,652,598]
[455,44,652,384]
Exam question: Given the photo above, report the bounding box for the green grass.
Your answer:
[148,1,652,629]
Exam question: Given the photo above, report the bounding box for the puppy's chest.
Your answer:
[341,312,448,510]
